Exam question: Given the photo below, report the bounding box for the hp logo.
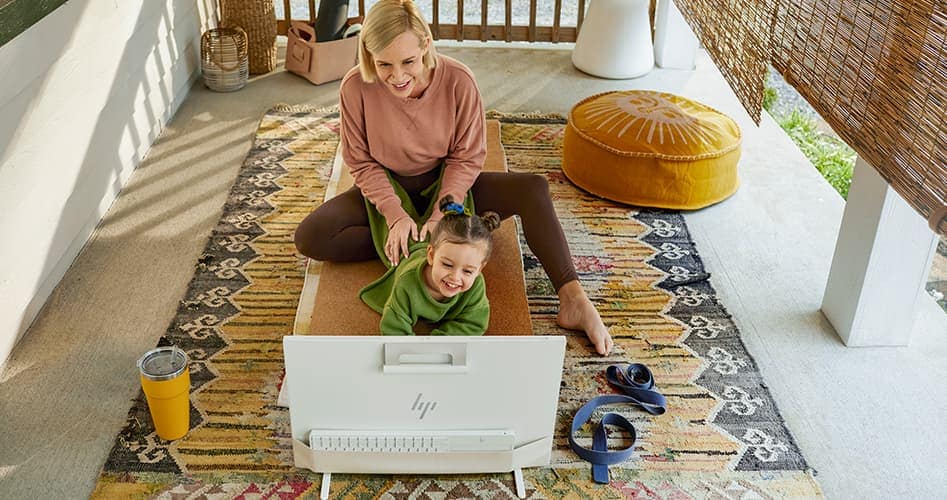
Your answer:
[411,393,437,420]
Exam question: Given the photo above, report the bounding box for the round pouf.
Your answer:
[562,90,742,209]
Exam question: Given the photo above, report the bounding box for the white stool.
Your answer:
[572,0,653,79]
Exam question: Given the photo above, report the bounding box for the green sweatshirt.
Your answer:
[378,249,489,335]
[358,166,486,334]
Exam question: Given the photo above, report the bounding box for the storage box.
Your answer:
[285,18,361,85]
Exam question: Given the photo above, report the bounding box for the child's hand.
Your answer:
[386,218,418,266]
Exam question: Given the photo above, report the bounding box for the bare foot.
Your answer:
[557,280,613,355]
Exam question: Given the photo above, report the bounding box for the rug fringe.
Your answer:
[486,109,567,123]
[270,103,339,114]
[267,106,564,122]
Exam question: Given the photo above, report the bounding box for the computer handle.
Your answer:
[383,342,469,374]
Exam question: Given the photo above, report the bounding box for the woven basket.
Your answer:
[201,27,249,92]
[220,0,277,74]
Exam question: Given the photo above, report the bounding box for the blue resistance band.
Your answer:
[568,363,667,484]
[605,364,667,416]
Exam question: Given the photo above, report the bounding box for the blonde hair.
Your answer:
[358,0,438,83]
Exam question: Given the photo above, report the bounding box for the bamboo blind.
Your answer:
[670,0,779,124]
[772,1,946,234]
[675,0,947,234]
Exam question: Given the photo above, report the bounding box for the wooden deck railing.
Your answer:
[275,0,585,43]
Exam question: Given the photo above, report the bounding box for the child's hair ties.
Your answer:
[442,201,470,216]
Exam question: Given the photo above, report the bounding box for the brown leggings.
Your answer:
[294,169,578,291]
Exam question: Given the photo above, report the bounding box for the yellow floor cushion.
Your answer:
[563,90,742,210]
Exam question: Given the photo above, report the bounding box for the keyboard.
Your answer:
[308,429,515,453]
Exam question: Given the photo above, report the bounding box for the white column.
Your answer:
[821,156,938,346]
[653,0,699,70]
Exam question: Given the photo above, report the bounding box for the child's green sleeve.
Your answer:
[380,286,415,335]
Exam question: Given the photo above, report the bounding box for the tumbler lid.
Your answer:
[138,346,188,381]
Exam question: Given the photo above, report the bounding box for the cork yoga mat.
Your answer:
[307,119,532,335]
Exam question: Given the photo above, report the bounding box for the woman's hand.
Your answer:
[418,214,442,242]
[386,217,419,266]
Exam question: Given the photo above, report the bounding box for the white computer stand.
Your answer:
[317,468,527,499]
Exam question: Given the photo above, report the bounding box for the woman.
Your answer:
[294,0,613,355]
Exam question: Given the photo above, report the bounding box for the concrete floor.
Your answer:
[1,44,945,499]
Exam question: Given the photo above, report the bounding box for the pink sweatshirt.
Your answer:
[339,54,487,225]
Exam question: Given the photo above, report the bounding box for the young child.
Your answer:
[378,196,500,335]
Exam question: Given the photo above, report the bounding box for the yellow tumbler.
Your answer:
[138,346,190,440]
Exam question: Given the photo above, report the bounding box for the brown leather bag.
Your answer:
[285,18,361,85]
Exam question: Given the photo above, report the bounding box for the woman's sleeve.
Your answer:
[436,74,486,210]
[339,81,410,226]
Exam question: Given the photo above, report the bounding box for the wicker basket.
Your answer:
[201,27,249,92]
[220,0,277,74]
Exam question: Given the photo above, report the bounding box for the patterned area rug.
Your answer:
[92,109,823,498]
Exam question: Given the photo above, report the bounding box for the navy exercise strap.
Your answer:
[568,364,667,484]
[568,395,639,484]
[605,364,667,415]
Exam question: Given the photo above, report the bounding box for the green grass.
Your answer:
[761,86,779,113]
[762,88,856,199]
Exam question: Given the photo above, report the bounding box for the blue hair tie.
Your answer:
[442,202,470,216]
